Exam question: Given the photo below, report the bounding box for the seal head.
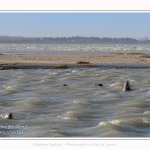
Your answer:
[63,84,68,86]
[95,83,103,86]
[4,113,13,119]
[123,81,131,91]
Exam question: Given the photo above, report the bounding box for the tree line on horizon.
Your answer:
[0,36,149,44]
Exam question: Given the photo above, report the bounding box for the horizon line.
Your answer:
[0,35,148,39]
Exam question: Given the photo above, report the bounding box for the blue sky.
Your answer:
[0,12,150,38]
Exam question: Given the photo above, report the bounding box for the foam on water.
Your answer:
[143,111,150,115]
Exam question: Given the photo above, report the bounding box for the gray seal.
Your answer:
[95,83,103,86]
[3,113,13,119]
[123,81,131,91]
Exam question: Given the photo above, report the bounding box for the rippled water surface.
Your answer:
[0,44,150,54]
[1,68,150,137]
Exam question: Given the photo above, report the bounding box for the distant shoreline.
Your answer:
[0,36,150,44]
[0,53,150,70]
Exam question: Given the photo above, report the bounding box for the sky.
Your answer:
[0,12,150,39]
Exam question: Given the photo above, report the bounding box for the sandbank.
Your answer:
[0,53,150,69]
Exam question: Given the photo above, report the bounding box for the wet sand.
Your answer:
[0,53,150,69]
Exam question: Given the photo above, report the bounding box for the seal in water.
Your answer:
[63,84,68,86]
[123,81,131,91]
[4,113,13,119]
[95,83,103,86]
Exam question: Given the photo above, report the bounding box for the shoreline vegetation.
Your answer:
[0,36,150,44]
[0,53,150,70]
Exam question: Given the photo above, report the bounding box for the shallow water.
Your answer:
[0,43,150,54]
[0,68,150,137]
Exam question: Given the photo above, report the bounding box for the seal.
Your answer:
[3,113,13,119]
[63,84,68,86]
[123,81,131,91]
[95,83,103,86]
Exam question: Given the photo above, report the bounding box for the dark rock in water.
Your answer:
[0,65,9,70]
[76,61,90,65]
[4,112,13,119]
[63,84,68,86]
[54,65,68,69]
[123,81,131,91]
[95,83,103,86]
